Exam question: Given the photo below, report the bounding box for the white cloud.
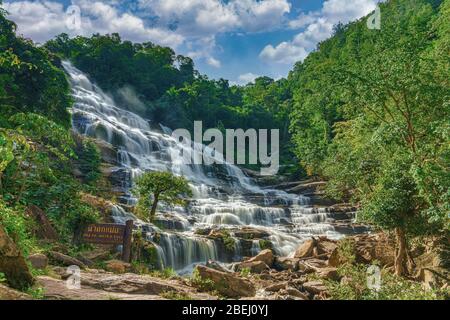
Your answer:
[3,0,184,47]
[3,0,291,70]
[138,0,291,35]
[288,12,319,30]
[206,57,222,68]
[231,72,260,86]
[260,0,383,65]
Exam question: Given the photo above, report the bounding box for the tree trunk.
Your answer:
[149,193,159,221]
[0,225,34,290]
[394,227,408,277]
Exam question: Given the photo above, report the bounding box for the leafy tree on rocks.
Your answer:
[133,171,192,222]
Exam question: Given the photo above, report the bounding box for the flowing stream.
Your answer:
[63,61,344,273]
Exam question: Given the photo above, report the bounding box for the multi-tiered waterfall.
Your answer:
[63,61,345,273]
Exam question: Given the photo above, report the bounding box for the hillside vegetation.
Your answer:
[0,0,448,298]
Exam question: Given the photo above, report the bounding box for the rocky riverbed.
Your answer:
[2,231,447,300]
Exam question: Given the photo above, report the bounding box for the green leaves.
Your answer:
[0,132,14,175]
[289,0,449,235]
[132,171,193,220]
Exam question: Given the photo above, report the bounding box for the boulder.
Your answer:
[285,287,309,300]
[274,257,299,271]
[105,260,131,274]
[233,227,270,240]
[264,282,287,292]
[303,258,328,269]
[48,251,86,269]
[316,267,339,281]
[302,281,327,295]
[294,239,317,259]
[247,249,274,267]
[0,225,34,290]
[316,238,338,255]
[328,233,395,267]
[0,284,32,300]
[206,260,231,273]
[195,265,256,298]
[28,254,48,270]
[237,261,269,274]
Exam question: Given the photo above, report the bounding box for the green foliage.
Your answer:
[75,139,101,185]
[259,239,273,250]
[325,238,447,299]
[0,10,71,127]
[132,171,192,221]
[0,199,34,256]
[289,0,449,238]
[0,272,6,283]
[45,33,194,102]
[189,268,216,292]
[240,267,251,277]
[149,268,178,279]
[221,230,236,252]
[44,33,300,174]
[25,286,45,300]
[160,291,192,300]
[326,263,446,300]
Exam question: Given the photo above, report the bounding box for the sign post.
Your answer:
[82,220,134,263]
[122,220,133,263]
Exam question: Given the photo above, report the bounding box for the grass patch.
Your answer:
[160,291,192,300]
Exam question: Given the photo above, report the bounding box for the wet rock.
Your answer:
[233,227,270,240]
[93,139,118,165]
[28,254,48,270]
[195,265,256,298]
[206,260,231,273]
[247,249,274,267]
[294,239,317,259]
[153,213,188,231]
[105,260,131,274]
[237,261,269,274]
[0,224,34,290]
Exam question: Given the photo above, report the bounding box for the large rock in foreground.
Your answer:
[0,284,32,300]
[195,265,256,298]
[247,249,274,267]
[328,233,395,267]
[0,225,34,290]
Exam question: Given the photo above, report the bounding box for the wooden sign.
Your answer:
[82,220,133,262]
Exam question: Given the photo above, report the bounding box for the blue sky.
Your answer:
[2,0,382,84]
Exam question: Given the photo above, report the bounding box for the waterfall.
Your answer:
[64,61,343,272]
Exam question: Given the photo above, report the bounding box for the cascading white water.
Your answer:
[64,61,343,272]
